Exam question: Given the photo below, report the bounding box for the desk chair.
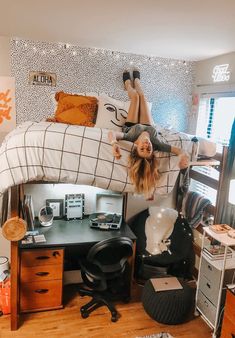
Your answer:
[78,236,133,322]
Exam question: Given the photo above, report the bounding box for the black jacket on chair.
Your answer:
[78,236,133,322]
[130,210,194,280]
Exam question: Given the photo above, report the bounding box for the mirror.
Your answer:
[38,206,54,227]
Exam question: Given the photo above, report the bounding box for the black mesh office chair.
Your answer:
[78,237,133,322]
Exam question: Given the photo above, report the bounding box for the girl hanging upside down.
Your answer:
[108,70,189,199]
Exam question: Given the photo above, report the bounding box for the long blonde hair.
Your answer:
[128,147,160,198]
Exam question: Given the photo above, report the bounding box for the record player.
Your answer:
[89,193,123,230]
[89,212,122,230]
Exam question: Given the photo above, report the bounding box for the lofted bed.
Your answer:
[0,120,228,330]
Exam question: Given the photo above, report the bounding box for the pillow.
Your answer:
[48,91,98,127]
[95,94,153,131]
[95,95,129,130]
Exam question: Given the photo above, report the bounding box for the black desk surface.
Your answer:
[19,217,136,249]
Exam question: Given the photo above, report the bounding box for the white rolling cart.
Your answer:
[195,226,235,338]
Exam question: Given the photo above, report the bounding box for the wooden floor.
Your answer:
[0,283,212,338]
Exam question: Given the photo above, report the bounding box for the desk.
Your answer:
[11,218,136,330]
[19,218,136,249]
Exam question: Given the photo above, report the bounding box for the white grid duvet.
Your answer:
[0,121,195,196]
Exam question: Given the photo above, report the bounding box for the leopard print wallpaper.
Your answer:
[11,39,196,132]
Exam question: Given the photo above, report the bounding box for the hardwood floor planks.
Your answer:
[0,284,212,338]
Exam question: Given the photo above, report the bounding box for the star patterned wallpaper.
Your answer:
[11,39,196,132]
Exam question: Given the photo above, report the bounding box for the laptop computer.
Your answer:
[150,277,183,292]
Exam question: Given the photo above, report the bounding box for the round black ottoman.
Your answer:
[142,278,194,324]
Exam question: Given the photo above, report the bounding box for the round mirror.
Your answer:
[38,206,54,227]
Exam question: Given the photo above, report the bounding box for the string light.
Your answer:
[13,39,192,72]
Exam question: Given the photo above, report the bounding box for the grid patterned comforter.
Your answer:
[0,121,195,196]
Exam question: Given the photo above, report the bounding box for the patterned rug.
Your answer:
[136,333,174,338]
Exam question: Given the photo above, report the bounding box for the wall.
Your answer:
[189,52,235,133]
[195,52,235,87]
[1,37,197,259]
[11,39,195,133]
[0,36,11,259]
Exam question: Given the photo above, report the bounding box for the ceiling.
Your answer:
[1,0,235,61]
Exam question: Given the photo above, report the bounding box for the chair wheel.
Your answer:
[78,290,86,297]
[111,311,118,322]
[80,308,89,318]
[111,315,118,322]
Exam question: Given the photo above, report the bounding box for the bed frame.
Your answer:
[1,145,228,330]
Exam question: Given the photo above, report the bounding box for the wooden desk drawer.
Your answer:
[21,248,64,267]
[21,264,63,283]
[224,290,235,322]
[220,314,235,338]
[20,280,63,312]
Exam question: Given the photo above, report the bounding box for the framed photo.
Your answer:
[46,199,63,219]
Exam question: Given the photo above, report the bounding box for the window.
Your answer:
[190,94,235,205]
[196,95,235,147]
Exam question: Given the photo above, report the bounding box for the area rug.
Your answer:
[136,333,174,338]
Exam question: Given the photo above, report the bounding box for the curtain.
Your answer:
[218,118,235,226]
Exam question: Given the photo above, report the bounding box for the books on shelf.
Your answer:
[203,245,233,260]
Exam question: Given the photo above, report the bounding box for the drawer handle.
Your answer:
[206,282,211,289]
[207,265,212,271]
[204,300,208,307]
[52,251,60,257]
[34,289,49,294]
[36,256,50,260]
[35,272,49,276]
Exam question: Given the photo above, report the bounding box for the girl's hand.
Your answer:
[178,152,189,169]
[112,143,122,160]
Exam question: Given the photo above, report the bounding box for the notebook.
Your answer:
[150,277,183,292]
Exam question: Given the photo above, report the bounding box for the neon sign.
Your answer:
[212,64,230,82]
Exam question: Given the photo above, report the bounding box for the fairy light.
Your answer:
[15,39,192,74]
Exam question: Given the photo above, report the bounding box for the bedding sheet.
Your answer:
[0,121,200,196]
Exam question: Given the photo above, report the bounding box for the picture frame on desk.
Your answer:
[46,199,63,219]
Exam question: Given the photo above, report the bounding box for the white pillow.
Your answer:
[95,95,130,130]
[197,136,217,157]
[145,206,178,255]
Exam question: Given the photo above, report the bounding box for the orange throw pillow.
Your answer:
[53,91,98,126]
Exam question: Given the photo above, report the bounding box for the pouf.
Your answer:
[142,278,194,324]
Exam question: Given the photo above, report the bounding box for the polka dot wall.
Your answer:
[10,39,195,132]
